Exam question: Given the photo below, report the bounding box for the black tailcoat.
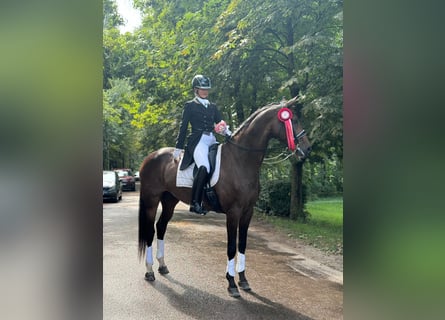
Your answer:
[175,98,223,170]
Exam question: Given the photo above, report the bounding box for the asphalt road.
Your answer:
[103,185,343,320]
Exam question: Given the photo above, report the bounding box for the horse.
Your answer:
[138,96,311,297]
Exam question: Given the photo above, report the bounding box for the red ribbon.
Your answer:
[277,108,296,151]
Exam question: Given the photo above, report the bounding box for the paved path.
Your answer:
[103,191,343,319]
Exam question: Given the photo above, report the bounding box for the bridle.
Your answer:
[294,128,308,158]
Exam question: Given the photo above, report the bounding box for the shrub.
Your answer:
[257,180,291,217]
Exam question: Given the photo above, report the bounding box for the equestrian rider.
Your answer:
[173,75,232,215]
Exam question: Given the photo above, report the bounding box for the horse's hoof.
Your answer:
[158,265,169,275]
[228,286,241,298]
[144,272,155,281]
[238,280,251,291]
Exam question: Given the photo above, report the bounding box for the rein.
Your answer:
[226,138,299,164]
[225,137,267,152]
[263,150,295,165]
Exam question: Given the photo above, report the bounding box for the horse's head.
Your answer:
[274,99,312,161]
[230,97,311,160]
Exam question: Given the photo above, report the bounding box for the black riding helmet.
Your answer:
[192,75,211,90]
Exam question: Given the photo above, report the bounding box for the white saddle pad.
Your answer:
[176,144,222,188]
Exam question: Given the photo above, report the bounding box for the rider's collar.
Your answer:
[195,97,209,107]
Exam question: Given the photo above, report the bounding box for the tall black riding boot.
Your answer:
[190,166,208,215]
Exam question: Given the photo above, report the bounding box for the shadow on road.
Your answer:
[146,273,313,320]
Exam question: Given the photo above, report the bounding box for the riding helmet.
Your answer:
[192,75,211,90]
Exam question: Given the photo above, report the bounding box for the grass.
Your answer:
[254,197,343,254]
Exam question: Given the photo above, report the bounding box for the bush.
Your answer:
[257,180,291,217]
[303,157,343,200]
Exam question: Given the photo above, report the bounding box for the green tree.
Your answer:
[103,0,124,30]
[102,0,343,216]
[212,0,343,219]
[103,78,140,169]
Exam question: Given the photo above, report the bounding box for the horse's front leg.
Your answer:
[226,212,241,298]
[237,207,253,291]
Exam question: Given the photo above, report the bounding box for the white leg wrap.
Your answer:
[227,258,236,277]
[236,253,246,273]
[156,239,164,259]
[145,263,153,273]
[145,246,153,266]
[157,257,165,267]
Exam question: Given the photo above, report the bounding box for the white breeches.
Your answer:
[193,133,216,172]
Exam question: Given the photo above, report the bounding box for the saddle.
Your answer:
[176,144,223,212]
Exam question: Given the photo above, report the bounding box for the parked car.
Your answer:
[114,168,136,191]
[134,171,140,181]
[103,170,122,203]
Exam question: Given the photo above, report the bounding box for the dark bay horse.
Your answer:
[138,96,311,297]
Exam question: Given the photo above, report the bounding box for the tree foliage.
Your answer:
[103,0,124,30]
[103,0,343,213]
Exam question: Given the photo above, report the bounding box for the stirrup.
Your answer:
[190,202,207,215]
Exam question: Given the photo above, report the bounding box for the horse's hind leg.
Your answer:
[155,192,179,275]
[139,196,160,281]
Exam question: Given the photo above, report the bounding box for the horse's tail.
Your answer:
[137,147,173,261]
[138,196,148,261]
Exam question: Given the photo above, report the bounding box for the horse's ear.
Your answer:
[284,96,299,108]
[284,96,304,119]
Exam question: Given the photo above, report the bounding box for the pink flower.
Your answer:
[214,120,227,134]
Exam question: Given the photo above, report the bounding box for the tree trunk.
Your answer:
[282,18,306,220]
[289,157,306,221]
[232,57,245,123]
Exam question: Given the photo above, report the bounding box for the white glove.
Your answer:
[173,148,183,160]
[224,126,232,137]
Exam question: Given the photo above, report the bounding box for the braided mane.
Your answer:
[232,103,276,137]
[230,97,299,137]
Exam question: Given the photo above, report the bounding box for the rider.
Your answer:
[173,75,232,215]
